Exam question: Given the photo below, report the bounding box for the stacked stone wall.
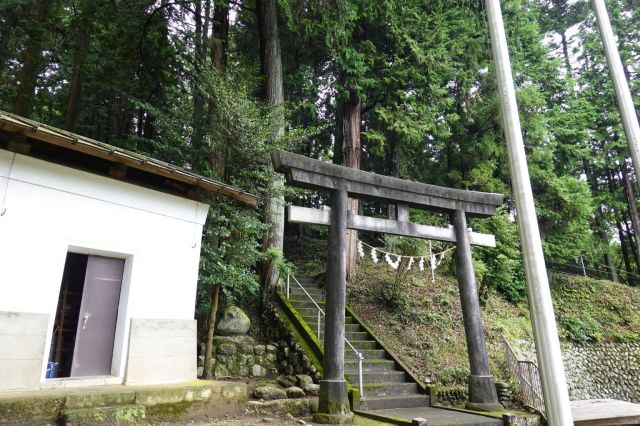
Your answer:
[562,342,640,402]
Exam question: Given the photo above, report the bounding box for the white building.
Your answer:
[0,112,257,391]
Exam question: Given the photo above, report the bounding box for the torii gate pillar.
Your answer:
[317,183,353,424]
[452,210,501,411]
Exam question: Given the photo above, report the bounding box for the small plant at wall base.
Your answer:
[261,247,294,300]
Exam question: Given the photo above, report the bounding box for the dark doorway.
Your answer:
[48,253,124,378]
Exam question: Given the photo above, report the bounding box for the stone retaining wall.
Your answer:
[562,342,640,402]
[203,335,279,378]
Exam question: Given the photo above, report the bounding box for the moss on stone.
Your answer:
[144,400,192,421]
[0,396,64,423]
[63,404,146,425]
[313,411,356,424]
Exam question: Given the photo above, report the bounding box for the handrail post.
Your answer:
[286,273,290,299]
[317,308,321,339]
[358,353,364,398]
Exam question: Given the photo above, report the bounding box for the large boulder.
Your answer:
[217,306,251,336]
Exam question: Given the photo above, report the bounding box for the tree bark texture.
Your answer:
[258,0,285,291]
[203,283,220,379]
[64,3,95,131]
[583,159,618,282]
[211,1,230,70]
[14,0,52,117]
[622,159,640,270]
[342,90,361,283]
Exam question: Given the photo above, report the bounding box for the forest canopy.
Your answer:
[2,0,640,312]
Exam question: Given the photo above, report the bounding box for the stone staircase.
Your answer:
[287,277,431,411]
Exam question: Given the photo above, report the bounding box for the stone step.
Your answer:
[344,340,379,350]
[345,331,370,340]
[288,299,326,309]
[358,394,430,410]
[344,349,387,360]
[288,288,325,298]
[296,307,328,317]
[346,371,407,383]
[297,319,362,333]
[301,315,357,324]
[64,404,146,425]
[362,382,419,397]
[345,360,396,372]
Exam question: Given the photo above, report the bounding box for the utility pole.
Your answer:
[484,1,573,424]
[592,0,640,177]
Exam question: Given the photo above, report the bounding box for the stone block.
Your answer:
[286,387,305,398]
[253,385,287,400]
[303,383,320,396]
[266,344,277,353]
[296,374,313,388]
[254,345,266,355]
[64,404,146,425]
[252,364,265,377]
[65,391,136,409]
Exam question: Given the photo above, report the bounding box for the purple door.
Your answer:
[70,256,124,377]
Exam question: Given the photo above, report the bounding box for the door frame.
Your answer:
[41,242,135,387]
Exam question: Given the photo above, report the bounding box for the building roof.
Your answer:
[0,111,258,207]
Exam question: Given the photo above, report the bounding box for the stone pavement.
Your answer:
[359,406,503,426]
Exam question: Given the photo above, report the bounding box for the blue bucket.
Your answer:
[45,362,59,379]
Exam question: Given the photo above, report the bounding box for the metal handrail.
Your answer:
[287,273,365,398]
[502,334,545,417]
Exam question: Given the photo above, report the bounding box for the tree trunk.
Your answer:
[616,216,634,283]
[606,167,634,283]
[257,0,285,292]
[211,1,230,70]
[333,92,343,165]
[621,159,640,268]
[14,0,52,117]
[64,3,94,132]
[583,159,618,282]
[342,90,361,282]
[203,283,220,379]
[192,0,206,162]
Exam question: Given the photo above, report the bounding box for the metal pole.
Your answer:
[317,309,321,339]
[286,274,290,299]
[580,256,586,276]
[592,0,640,175]
[484,1,573,424]
[358,355,364,398]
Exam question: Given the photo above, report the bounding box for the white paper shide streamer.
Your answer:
[358,239,453,279]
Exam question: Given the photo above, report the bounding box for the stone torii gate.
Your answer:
[272,150,504,422]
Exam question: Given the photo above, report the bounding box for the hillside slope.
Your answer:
[346,259,640,387]
[285,233,640,387]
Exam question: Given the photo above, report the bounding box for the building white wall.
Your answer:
[0,148,209,391]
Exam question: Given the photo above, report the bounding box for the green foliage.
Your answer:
[558,315,603,343]
[197,202,263,312]
[472,210,527,303]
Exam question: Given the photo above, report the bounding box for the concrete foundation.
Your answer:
[0,311,49,391]
[0,380,246,425]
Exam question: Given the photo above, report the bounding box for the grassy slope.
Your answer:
[284,234,640,387]
[347,258,640,387]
